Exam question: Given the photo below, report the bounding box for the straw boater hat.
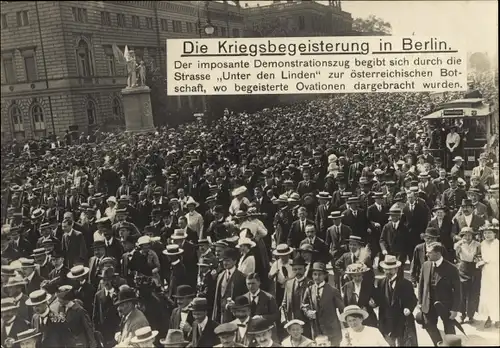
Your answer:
[12,328,41,345]
[160,329,189,347]
[328,211,342,219]
[3,275,27,289]
[236,237,256,249]
[345,262,370,274]
[453,156,464,162]
[288,193,301,203]
[185,197,200,208]
[274,194,289,204]
[284,319,305,330]
[31,248,49,258]
[1,297,19,312]
[170,229,188,240]
[163,244,184,256]
[106,196,117,204]
[273,244,294,256]
[67,265,90,279]
[232,186,247,197]
[316,191,332,200]
[339,305,369,322]
[136,235,151,246]
[130,326,159,344]
[380,255,402,269]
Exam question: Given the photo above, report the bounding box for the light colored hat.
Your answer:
[345,262,370,274]
[137,235,151,246]
[232,186,247,197]
[284,319,305,329]
[3,275,27,288]
[236,237,256,249]
[67,265,90,279]
[106,196,117,204]
[185,197,199,208]
[163,244,184,256]
[272,244,294,256]
[340,305,369,322]
[380,255,402,269]
[19,258,36,268]
[171,229,188,240]
[1,297,19,312]
[26,289,51,306]
[12,328,41,345]
[130,326,159,344]
[160,329,189,347]
[453,156,464,162]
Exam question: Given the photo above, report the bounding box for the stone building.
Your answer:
[0,1,244,141]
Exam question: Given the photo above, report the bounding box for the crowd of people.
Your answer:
[1,71,499,348]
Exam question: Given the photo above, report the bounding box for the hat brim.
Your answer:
[236,242,256,248]
[311,267,328,273]
[328,215,342,219]
[345,268,370,274]
[12,332,42,344]
[340,308,369,322]
[273,248,294,256]
[4,281,28,288]
[1,304,19,312]
[247,324,275,335]
[159,339,189,346]
[380,261,402,269]
[130,331,158,344]
[67,267,90,279]
[163,249,184,256]
[316,195,333,200]
[172,293,195,298]
[114,297,138,306]
[171,234,188,240]
[26,295,50,306]
[186,202,200,208]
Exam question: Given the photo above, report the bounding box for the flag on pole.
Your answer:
[112,44,126,64]
[124,45,131,62]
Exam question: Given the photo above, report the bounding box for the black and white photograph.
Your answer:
[0,0,498,347]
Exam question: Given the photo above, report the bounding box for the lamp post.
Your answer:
[196,1,214,118]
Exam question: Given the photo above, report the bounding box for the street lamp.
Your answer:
[204,22,215,35]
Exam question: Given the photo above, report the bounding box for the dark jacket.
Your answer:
[188,318,220,347]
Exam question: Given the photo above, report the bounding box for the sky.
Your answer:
[241,0,498,56]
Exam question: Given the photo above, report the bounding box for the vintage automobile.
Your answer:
[422,98,496,176]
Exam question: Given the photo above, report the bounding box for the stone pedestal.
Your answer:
[121,86,155,133]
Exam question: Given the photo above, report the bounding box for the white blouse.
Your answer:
[340,326,389,347]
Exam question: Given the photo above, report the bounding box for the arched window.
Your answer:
[31,104,46,130]
[9,105,24,132]
[76,40,92,77]
[86,100,97,125]
[112,97,123,119]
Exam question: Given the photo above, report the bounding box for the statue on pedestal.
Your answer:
[112,44,147,88]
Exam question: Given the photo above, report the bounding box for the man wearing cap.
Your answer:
[1,297,31,348]
[92,268,121,348]
[418,242,461,346]
[213,322,246,347]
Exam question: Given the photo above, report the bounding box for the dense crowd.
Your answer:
[1,71,499,348]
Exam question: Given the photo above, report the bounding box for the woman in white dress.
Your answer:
[104,196,117,223]
[229,186,250,216]
[339,305,389,347]
[478,225,500,328]
[236,237,256,276]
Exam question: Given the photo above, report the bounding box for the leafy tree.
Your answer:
[352,15,392,34]
[469,52,490,72]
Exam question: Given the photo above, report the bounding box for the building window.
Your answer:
[101,11,111,26]
[22,51,37,82]
[86,100,97,125]
[31,104,45,130]
[132,15,140,28]
[232,28,240,37]
[112,97,123,119]
[172,20,182,32]
[1,14,7,29]
[16,11,29,27]
[117,13,126,27]
[145,17,153,30]
[160,18,168,31]
[298,15,305,30]
[104,46,116,76]
[149,48,157,68]
[10,105,24,133]
[76,40,93,77]
[2,56,16,84]
[221,27,227,37]
[72,7,88,23]
[186,22,194,33]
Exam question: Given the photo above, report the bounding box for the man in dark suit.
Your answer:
[348,154,364,191]
[196,257,217,315]
[1,297,31,348]
[299,225,329,264]
[19,258,44,295]
[410,228,440,287]
[187,297,220,347]
[428,205,454,260]
[287,207,314,249]
[325,211,352,263]
[401,189,430,259]
[315,192,334,240]
[100,218,123,263]
[88,240,106,287]
[6,225,33,259]
[451,199,485,239]
[441,176,468,216]
[418,242,461,346]
[296,171,317,198]
[67,265,96,317]
[164,245,189,304]
[61,215,88,268]
[335,235,374,289]
[380,207,410,271]
[170,229,198,287]
[212,248,247,324]
[375,255,418,346]
[419,172,439,209]
[169,285,195,339]
[341,197,370,243]
[366,192,388,260]
[92,268,121,348]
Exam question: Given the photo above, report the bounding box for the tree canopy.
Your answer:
[352,15,392,34]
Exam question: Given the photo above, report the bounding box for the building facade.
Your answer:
[243,0,352,37]
[0,1,244,141]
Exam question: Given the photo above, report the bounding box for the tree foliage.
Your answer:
[469,52,491,72]
[352,15,392,34]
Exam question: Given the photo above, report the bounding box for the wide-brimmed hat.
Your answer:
[188,297,209,312]
[380,255,402,269]
[274,194,289,204]
[197,256,216,267]
[12,328,41,345]
[172,285,195,298]
[236,237,256,249]
[19,258,36,268]
[114,285,138,306]
[453,156,464,162]
[163,244,184,256]
[345,262,370,274]
[3,275,27,288]
[57,285,75,301]
[247,316,274,335]
[136,235,151,246]
[171,229,188,240]
[92,240,106,250]
[284,319,305,330]
[288,193,301,202]
[160,329,189,347]
[30,208,45,220]
[328,211,342,219]
[346,197,359,204]
[340,305,369,322]
[26,289,51,306]
[388,206,402,215]
[418,172,431,179]
[221,248,240,261]
[459,227,477,236]
[130,326,159,344]
[185,197,199,208]
[106,196,117,204]
[232,186,247,197]
[432,204,448,212]
[230,295,251,310]
[1,297,19,312]
[67,265,89,279]
[316,191,332,200]
[273,244,294,256]
[31,248,49,258]
[311,262,327,273]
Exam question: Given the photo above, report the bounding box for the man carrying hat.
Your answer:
[168,285,195,338]
[417,242,461,346]
[185,297,220,347]
[213,322,246,347]
[376,255,418,346]
[1,297,30,348]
